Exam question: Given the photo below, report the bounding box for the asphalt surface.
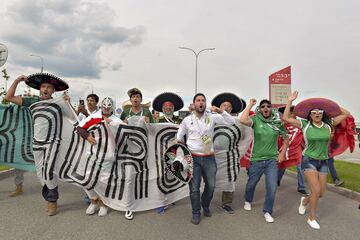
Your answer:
[0,171,359,240]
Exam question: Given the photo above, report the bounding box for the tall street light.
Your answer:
[29,54,44,72]
[179,47,215,95]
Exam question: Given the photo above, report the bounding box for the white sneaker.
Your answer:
[86,203,99,215]
[244,201,252,211]
[125,211,134,220]
[98,206,108,217]
[298,196,307,215]
[307,219,320,230]
[264,212,274,223]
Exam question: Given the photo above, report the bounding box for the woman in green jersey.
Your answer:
[283,91,350,230]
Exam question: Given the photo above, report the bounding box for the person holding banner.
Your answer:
[211,92,247,214]
[5,73,69,216]
[283,91,350,230]
[176,93,235,225]
[120,88,154,123]
[76,97,121,217]
[240,99,289,223]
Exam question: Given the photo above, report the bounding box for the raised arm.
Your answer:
[211,106,235,125]
[283,91,301,129]
[240,98,256,127]
[332,107,350,126]
[4,75,27,105]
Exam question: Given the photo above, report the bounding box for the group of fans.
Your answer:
[3,72,353,230]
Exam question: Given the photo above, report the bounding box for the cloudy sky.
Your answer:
[1,0,359,120]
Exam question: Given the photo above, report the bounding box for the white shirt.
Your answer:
[78,108,99,122]
[176,111,235,155]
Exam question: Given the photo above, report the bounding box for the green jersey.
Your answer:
[120,107,154,123]
[301,119,331,160]
[22,96,40,107]
[250,114,285,161]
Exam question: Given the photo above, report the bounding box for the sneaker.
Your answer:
[86,203,99,215]
[334,179,344,186]
[298,196,307,215]
[307,219,320,230]
[125,211,134,220]
[297,189,309,195]
[191,214,201,225]
[203,209,212,217]
[156,206,165,214]
[244,201,251,211]
[264,212,274,223]
[98,206,108,217]
[222,205,235,214]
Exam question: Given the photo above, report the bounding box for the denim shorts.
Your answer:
[301,156,328,174]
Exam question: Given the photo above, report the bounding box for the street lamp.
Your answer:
[179,47,215,94]
[29,54,44,72]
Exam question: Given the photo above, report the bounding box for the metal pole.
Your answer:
[179,47,215,95]
[29,54,44,72]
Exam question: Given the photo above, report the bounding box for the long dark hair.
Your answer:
[307,110,335,133]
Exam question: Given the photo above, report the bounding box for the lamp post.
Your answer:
[179,47,215,95]
[29,54,44,72]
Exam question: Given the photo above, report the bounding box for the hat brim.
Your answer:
[211,92,246,114]
[278,105,295,114]
[164,143,193,183]
[294,98,341,118]
[26,73,69,91]
[152,92,184,112]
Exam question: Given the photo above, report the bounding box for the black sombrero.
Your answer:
[152,92,184,112]
[211,92,246,114]
[278,105,295,114]
[26,73,69,91]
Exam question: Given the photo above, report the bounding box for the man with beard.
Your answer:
[120,88,154,123]
[5,73,69,216]
[176,93,235,225]
[240,99,289,223]
[211,92,247,214]
[153,92,183,124]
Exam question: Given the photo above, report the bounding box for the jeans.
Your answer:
[189,155,217,216]
[327,157,339,181]
[42,185,59,202]
[301,156,328,174]
[245,159,278,214]
[277,164,306,191]
[14,169,25,186]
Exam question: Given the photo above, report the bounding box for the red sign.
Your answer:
[269,66,291,108]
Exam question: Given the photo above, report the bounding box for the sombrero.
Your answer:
[26,73,69,91]
[152,92,184,112]
[211,92,246,114]
[121,100,151,111]
[164,143,193,183]
[294,98,341,118]
[278,105,295,114]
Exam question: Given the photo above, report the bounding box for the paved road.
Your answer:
[0,172,359,240]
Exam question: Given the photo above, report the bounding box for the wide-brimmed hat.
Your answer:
[294,98,341,118]
[127,88,142,98]
[164,143,193,183]
[152,92,184,112]
[278,105,295,114]
[26,73,68,91]
[121,100,151,111]
[211,92,246,114]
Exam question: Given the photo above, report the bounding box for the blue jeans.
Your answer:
[301,156,328,174]
[42,185,59,202]
[189,155,217,216]
[277,164,306,191]
[245,159,278,214]
[327,157,339,181]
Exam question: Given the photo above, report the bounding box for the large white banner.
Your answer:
[27,97,252,212]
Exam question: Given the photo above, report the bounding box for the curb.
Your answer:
[0,168,15,180]
[285,170,360,202]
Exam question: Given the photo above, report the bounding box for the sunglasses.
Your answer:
[260,104,272,109]
[310,110,324,114]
